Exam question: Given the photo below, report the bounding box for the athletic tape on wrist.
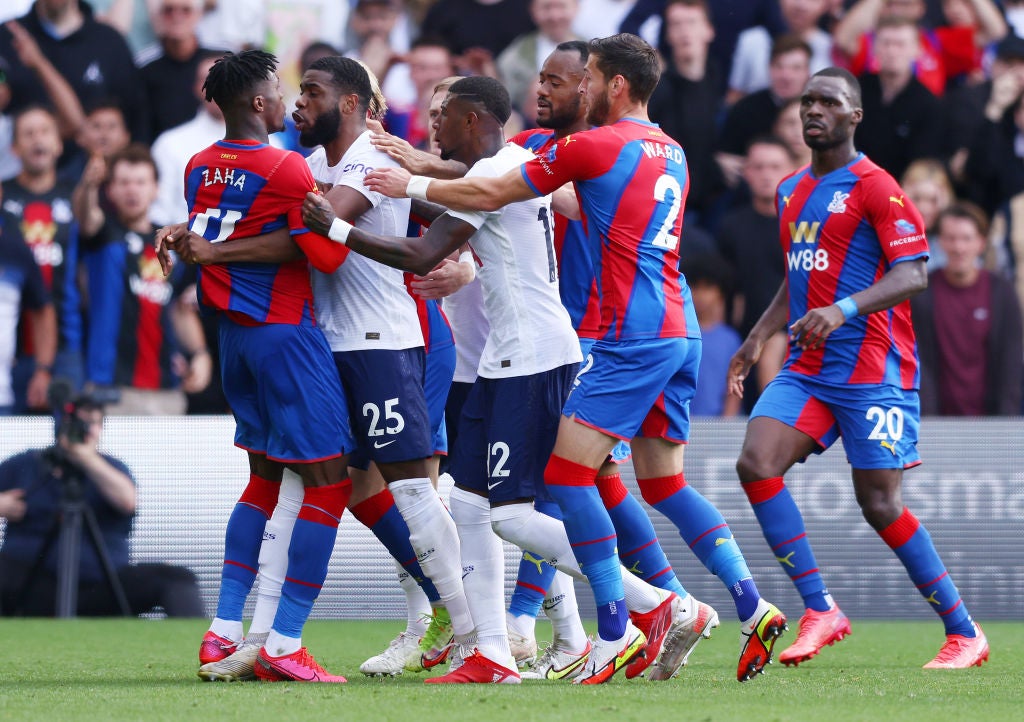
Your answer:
[328,217,352,245]
[406,175,432,201]
[835,296,858,321]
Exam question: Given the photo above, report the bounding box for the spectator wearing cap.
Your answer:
[853,15,945,181]
[833,0,1007,96]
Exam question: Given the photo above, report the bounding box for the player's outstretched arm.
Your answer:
[789,258,927,350]
[365,165,537,212]
[728,281,790,397]
[303,192,475,276]
[369,129,469,179]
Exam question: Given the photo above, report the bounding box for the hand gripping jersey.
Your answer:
[184,139,347,326]
[307,131,422,351]
[776,153,929,389]
[520,118,699,342]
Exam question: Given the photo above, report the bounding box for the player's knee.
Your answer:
[489,504,531,547]
[858,497,903,531]
[736,448,772,483]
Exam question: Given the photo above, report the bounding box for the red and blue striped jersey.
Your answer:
[511,128,601,339]
[777,153,929,389]
[185,139,345,326]
[520,119,698,341]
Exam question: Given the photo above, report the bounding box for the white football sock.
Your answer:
[264,629,301,658]
[488,501,662,613]
[248,470,303,637]
[544,571,588,653]
[450,486,510,665]
[397,560,432,637]
[208,618,243,642]
[389,477,474,637]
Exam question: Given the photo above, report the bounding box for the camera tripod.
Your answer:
[12,448,131,617]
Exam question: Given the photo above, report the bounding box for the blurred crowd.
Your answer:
[0,0,1021,418]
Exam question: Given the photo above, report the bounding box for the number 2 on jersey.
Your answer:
[651,175,682,251]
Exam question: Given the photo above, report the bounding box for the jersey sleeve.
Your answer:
[862,172,930,265]
[520,130,602,197]
[447,155,501,230]
[334,147,385,209]
[276,154,351,272]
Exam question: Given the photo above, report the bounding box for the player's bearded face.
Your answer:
[585,86,611,126]
[300,105,341,148]
[538,86,582,130]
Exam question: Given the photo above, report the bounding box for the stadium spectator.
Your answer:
[0,395,205,617]
[727,0,833,104]
[715,136,793,411]
[2,106,83,410]
[681,254,742,417]
[383,36,456,147]
[717,34,811,189]
[911,202,1023,415]
[149,52,225,227]
[772,97,812,168]
[90,0,157,54]
[647,0,727,226]
[0,186,54,416]
[853,16,945,181]
[0,19,84,181]
[75,144,210,415]
[900,158,955,269]
[0,0,145,154]
[137,0,225,143]
[497,0,581,118]
[345,0,407,95]
[729,66,989,671]
[832,0,1006,96]
[421,0,535,59]
[942,33,1024,192]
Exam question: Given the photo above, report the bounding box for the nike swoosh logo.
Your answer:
[374,439,397,449]
[487,480,504,490]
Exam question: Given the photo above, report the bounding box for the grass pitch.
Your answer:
[0,618,1019,722]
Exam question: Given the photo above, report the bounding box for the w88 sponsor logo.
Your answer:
[787,248,830,272]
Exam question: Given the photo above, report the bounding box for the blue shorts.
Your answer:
[220,320,352,463]
[452,363,578,504]
[564,337,699,443]
[425,341,456,456]
[578,337,631,463]
[751,370,921,469]
[334,348,433,467]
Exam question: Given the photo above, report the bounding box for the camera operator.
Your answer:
[0,396,204,616]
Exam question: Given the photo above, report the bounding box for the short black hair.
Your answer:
[679,253,734,297]
[812,66,862,108]
[308,55,373,112]
[555,40,588,64]
[588,33,661,105]
[202,50,278,109]
[447,76,512,125]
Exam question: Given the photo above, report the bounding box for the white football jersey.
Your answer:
[442,277,489,383]
[307,132,422,351]
[447,143,581,378]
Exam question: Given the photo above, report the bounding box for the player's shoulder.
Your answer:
[469,143,532,178]
[510,128,554,151]
[342,131,397,170]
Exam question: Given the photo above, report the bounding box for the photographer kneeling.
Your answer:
[0,394,204,617]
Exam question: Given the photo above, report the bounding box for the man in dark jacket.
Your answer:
[911,202,1023,415]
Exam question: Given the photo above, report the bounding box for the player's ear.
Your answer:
[252,93,265,113]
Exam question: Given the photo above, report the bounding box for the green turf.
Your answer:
[0,619,1018,721]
